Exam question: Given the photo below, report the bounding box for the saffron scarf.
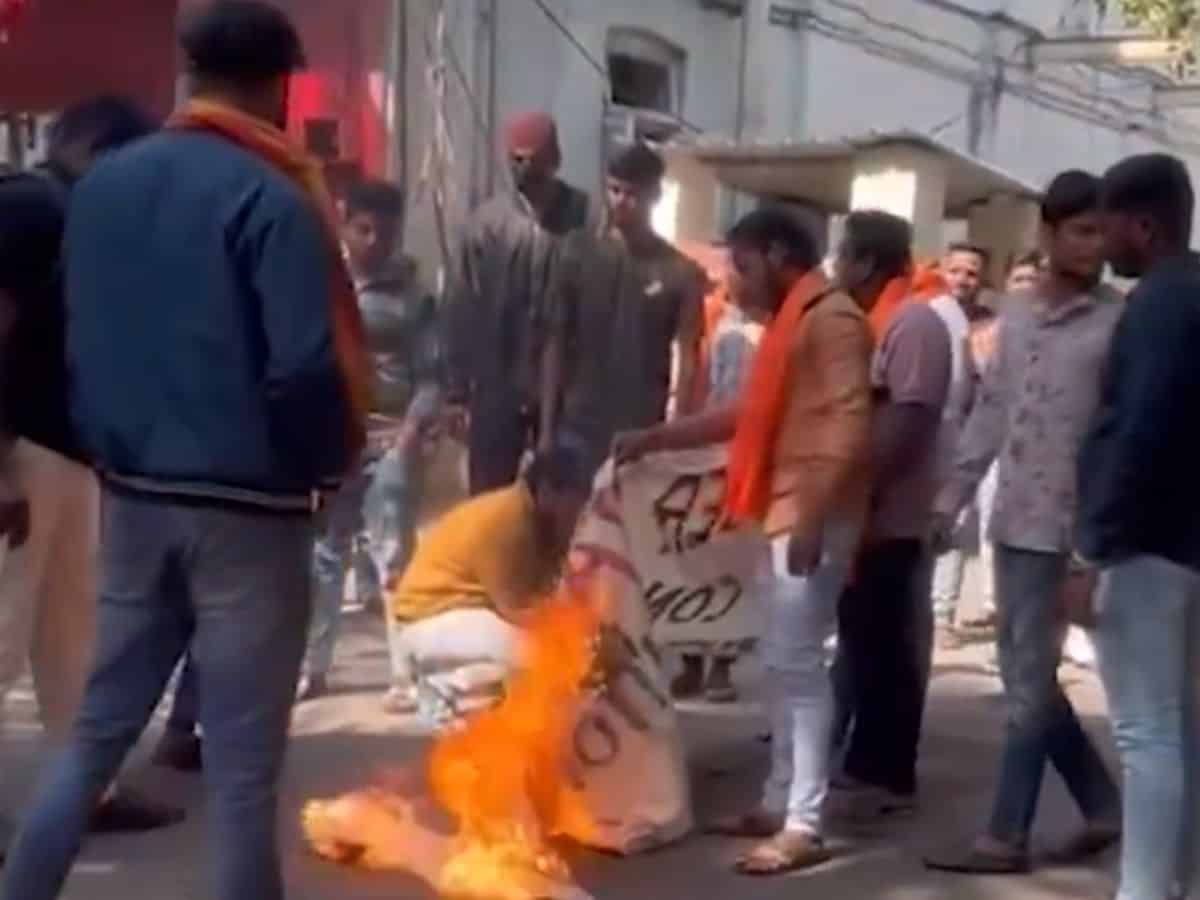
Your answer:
[866,274,915,344]
[723,270,829,525]
[167,99,372,455]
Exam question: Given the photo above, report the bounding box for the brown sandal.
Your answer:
[735,830,832,876]
[705,810,784,838]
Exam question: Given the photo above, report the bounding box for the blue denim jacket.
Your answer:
[66,131,353,509]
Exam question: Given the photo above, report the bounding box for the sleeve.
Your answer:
[249,195,352,484]
[1077,292,1184,563]
[937,314,1010,517]
[874,307,951,409]
[546,232,582,355]
[405,294,445,427]
[790,308,873,538]
[444,217,482,401]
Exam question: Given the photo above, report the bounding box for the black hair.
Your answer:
[841,210,913,282]
[1101,153,1195,246]
[525,444,590,496]
[945,241,990,265]
[344,179,405,222]
[727,207,820,271]
[1008,248,1043,272]
[49,95,156,159]
[1041,169,1101,227]
[607,142,665,188]
[180,0,306,86]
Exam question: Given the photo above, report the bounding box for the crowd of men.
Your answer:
[0,2,1198,900]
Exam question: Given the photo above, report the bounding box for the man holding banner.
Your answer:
[616,208,873,874]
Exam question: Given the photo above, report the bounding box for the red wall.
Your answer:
[0,0,179,116]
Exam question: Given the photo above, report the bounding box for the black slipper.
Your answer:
[90,788,185,834]
[923,842,1031,875]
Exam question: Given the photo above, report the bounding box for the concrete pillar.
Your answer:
[663,153,722,245]
[741,0,803,142]
[966,193,1040,287]
[849,143,948,261]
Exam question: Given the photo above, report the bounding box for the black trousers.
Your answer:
[833,538,932,797]
[467,398,536,496]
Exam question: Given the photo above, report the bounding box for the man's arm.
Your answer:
[251,198,351,484]
[872,306,952,490]
[935,317,1009,519]
[538,236,580,449]
[443,219,481,406]
[1077,290,1188,564]
[672,269,705,417]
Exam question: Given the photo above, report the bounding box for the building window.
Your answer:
[606,28,686,115]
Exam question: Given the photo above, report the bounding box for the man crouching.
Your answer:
[389,445,591,726]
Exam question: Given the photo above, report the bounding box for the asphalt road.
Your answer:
[0,610,1116,900]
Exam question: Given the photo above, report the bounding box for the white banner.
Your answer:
[571,447,768,653]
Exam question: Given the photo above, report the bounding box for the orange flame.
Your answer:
[430,592,601,899]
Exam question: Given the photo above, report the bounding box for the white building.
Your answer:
[398,0,1200,281]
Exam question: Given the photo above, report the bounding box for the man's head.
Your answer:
[1100,153,1194,279]
[725,208,821,314]
[1039,169,1105,286]
[941,242,988,307]
[1005,249,1043,294]
[505,111,560,193]
[605,143,665,234]
[48,95,156,185]
[180,0,307,129]
[342,179,404,276]
[525,445,591,549]
[834,210,913,310]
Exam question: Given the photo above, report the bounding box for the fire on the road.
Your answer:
[302,593,602,900]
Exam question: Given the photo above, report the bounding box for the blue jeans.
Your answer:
[307,448,420,681]
[1096,555,1200,900]
[987,545,1120,846]
[1,490,312,900]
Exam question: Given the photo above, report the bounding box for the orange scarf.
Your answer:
[167,99,372,456]
[866,274,914,343]
[723,270,829,525]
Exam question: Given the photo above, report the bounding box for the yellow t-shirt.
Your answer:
[390,483,556,623]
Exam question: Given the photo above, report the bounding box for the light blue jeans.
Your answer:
[1,490,312,900]
[306,447,419,682]
[760,520,860,836]
[1095,555,1200,900]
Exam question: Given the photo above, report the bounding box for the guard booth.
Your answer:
[661,130,1042,287]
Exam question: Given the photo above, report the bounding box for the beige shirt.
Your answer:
[937,285,1124,553]
[765,288,874,539]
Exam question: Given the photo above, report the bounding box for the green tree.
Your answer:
[1097,0,1197,39]
[1096,0,1197,74]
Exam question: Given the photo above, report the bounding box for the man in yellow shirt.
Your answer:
[389,445,590,724]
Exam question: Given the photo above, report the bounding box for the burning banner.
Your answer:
[303,508,693,898]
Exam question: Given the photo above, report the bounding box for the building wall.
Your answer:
[401,0,1200,278]
[0,0,179,116]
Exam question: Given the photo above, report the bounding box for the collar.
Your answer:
[1031,284,1108,325]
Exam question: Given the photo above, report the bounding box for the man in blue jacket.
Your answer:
[1,3,361,900]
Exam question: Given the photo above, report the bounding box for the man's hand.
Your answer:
[612,428,658,465]
[930,510,957,555]
[1060,567,1100,629]
[786,528,823,577]
[442,405,469,443]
